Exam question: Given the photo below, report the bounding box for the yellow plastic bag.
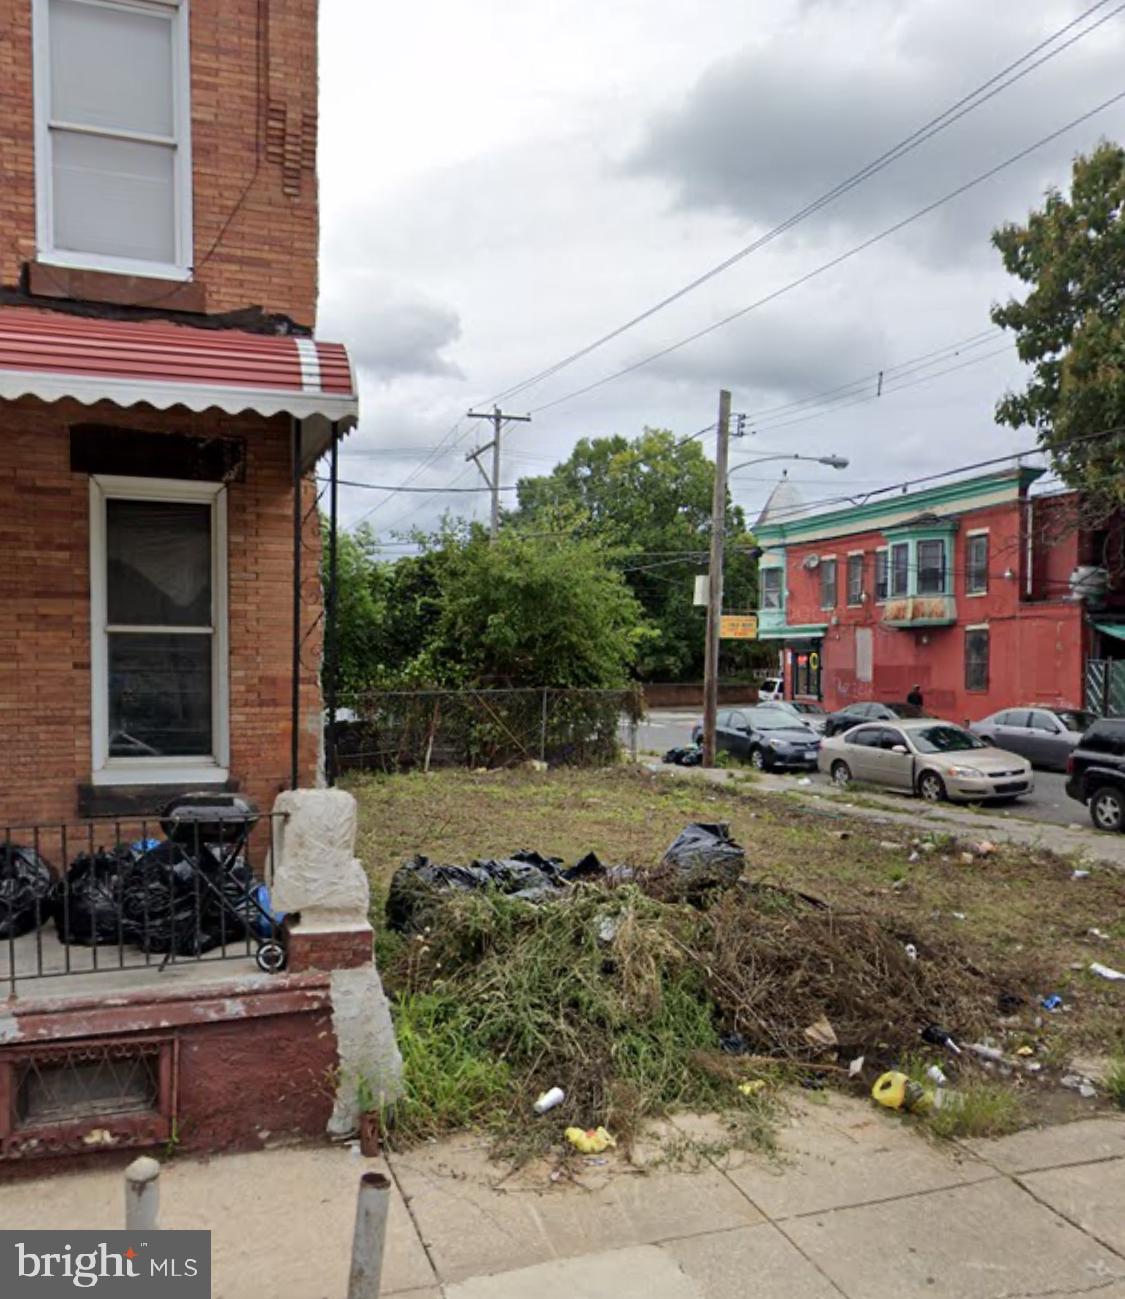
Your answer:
[871,1071,932,1113]
[565,1126,616,1154]
[738,1080,767,1097]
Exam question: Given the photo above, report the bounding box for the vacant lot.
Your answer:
[346,766,1124,1149]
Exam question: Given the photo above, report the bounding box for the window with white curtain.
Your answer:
[34,0,192,276]
[90,477,228,785]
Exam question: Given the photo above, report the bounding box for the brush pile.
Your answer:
[381,822,1037,1157]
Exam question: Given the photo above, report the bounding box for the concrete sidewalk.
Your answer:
[643,760,1125,871]
[1,1096,1122,1298]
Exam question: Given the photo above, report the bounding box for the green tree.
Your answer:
[426,515,651,687]
[329,524,387,695]
[991,142,1125,500]
[511,428,758,679]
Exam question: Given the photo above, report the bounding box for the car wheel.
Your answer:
[1090,785,1125,833]
[918,771,946,802]
[749,747,767,771]
[830,760,851,788]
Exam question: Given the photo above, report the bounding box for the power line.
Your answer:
[528,88,1125,416]
[325,476,520,494]
[483,1,1122,407]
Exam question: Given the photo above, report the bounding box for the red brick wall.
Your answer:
[776,493,1087,723]
[0,0,319,327]
[0,397,322,828]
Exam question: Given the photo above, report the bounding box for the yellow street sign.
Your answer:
[720,614,758,640]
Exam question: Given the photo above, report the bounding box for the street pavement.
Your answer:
[636,709,1083,831]
[5,1098,1122,1298]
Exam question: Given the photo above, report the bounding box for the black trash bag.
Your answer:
[386,849,569,932]
[662,745,703,767]
[208,855,275,945]
[0,844,54,940]
[656,822,745,902]
[560,852,634,885]
[121,841,227,956]
[53,846,136,946]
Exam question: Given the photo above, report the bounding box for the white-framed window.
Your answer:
[846,552,864,605]
[760,567,783,610]
[820,557,837,609]
[33,0,193,279]
[966,531,989,595]
[89,476,228,785]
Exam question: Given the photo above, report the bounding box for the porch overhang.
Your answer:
[0,307,358,468]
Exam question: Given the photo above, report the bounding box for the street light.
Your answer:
[729,451,849,474]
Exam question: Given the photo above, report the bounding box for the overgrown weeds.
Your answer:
[926,1078,1025,1140]
[1107,1056,1125,1110]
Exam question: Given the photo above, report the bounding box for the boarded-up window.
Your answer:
[855,627,873,683]
[965,628,989,692]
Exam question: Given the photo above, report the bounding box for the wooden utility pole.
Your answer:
[466,405,531,541]
[702,389,732,768]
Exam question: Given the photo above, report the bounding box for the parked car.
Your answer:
[692,707,820,771]
[822,701,933,737]
[757,677,784,702]
[970,706,1094,772]
[818,718,1033,803]
[1064,717,1125,831]
[756,699,828,734]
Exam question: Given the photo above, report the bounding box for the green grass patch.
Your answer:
[1107,1056,1125,1110]
[926,1078,1025,1140]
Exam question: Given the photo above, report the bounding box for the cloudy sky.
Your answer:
[317,0,1125,541]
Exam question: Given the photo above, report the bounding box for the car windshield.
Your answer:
[1056,710,1093,733]
[911,724,987,754]
[751,715,808,732]
[792,702,825,715]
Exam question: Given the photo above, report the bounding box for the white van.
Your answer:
[758,677,784,702]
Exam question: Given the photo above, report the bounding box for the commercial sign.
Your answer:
[720,614,758,640]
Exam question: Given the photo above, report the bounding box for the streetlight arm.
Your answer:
[728,452,849,474]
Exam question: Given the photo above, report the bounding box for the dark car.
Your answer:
[970,706,1094,772]
[1064,717,1125,831]
[693,706,819,771]
[822,701,932,738]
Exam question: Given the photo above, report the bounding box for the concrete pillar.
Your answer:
[271,788,403,1136]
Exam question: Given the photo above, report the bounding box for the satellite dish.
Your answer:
[802,554,821,571]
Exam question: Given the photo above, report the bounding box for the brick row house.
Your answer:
[0,0,401,1169]
[754,466,1125,722]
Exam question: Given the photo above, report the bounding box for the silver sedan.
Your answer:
[818,718,1033,803]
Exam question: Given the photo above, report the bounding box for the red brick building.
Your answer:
[0,0,384,1170]
[0,0,356,826]
[755,466,1123,723]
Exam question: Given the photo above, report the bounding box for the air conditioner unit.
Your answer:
[802,554,821,571]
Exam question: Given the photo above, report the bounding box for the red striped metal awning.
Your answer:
[0,307,358,428]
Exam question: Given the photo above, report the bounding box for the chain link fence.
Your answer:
[332,687,645,774]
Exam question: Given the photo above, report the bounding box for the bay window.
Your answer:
[889,543,909,598]
[90,477,228,784]
[33,0,193,277]
[916,539,947,595]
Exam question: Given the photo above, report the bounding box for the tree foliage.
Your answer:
[991,142,1125,500]
[511,428,759,679]
[325,514,650,695]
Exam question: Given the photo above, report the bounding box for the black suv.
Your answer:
[1065,718,1125,831]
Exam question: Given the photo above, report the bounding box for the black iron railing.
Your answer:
[1,806,287,993]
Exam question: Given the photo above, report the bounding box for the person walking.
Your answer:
[906,683,924,708]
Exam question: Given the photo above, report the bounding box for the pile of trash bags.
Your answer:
[386,823,745,932]
[662,745,703,767]
[0,844,55,940]
[3,834,277,958]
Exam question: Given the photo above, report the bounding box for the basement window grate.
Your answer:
[14,1044,161,1128]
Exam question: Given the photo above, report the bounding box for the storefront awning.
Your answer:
[1094,622,1125,643]
[0,306,358,433]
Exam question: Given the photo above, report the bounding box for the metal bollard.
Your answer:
[346,1171,390,1299]
[124,1156,161,1231]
